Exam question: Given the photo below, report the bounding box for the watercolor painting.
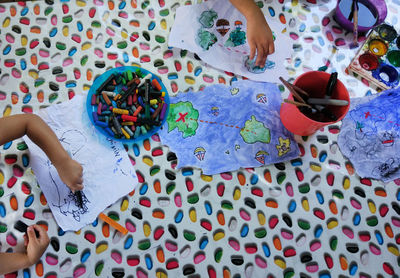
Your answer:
[158,80,299,175]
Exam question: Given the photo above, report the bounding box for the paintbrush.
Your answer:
[279,77,308,104]
[349,0,359,49]
[284,98,312,108]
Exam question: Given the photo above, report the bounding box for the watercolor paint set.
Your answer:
[348,23,400,90]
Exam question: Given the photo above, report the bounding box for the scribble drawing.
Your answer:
[372,158,400,179]
[196,29,218,50]
[50,129,90,222]
[224,20,246,47]
[198,10,218,28]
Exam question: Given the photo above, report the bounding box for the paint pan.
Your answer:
[368,39,388,56]
[358,53,379,70]
[372,64,399,86]
[348,23,400,90]
[387,50,400,67]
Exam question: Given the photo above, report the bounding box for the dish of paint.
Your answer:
[86,66,170,143]
[348,23,400,90]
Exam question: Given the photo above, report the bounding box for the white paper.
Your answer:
[24,95,138,231]
[168,0,293,82]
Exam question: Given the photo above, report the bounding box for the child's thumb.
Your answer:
[27,226,37,241]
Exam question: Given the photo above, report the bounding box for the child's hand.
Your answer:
[56,158,84,192]
[23,225,49,265]
[246,9,275,67]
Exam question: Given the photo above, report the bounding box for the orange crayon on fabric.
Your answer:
[99,212,128,235]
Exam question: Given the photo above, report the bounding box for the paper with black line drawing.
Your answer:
[24,95,138,231]
[338,88,400,182]
[168,0,293,82]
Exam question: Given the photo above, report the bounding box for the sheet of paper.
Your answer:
[24,95,138,231]
[338,88,400,182]
[158,80,300,175]
[168,0,293,83]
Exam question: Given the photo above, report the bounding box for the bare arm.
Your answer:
[0,114,83,191]
[229,0,275,67]
[0,225,49,275]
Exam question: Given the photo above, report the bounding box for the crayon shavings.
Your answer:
[158,80,300,175]
[348,23,400,90]
[0,0,400,277]
[24,95,138,231]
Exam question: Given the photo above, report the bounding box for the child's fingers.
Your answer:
[255,45,266,67]
[268,42,275,55]
[32,224,47,241]
[249,43,256,60]
[23,234,28,246]
[75,183,84,191]
[27,226,38,243]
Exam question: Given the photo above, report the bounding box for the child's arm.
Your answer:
[0,114,83,192]
[0,225,49,275]
[229,0,275,67]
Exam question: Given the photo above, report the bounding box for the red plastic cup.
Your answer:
[280,71,350,136]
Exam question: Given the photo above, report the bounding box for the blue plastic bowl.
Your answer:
[86,66,170,143]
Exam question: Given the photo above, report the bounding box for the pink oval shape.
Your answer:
[369,243,381,255]
[163,51,173,59]
[56,75,67,82]
[73,266,86,278]
[306,263,319,273]
[342,227,354,239]
[39,50,50,57]
[228,239,240,251]
[255,256,267,268]
[6,34,15,43]
[310,241,321,251]
[165,241,178,252]
[119,11,128,19]
[51,15,57,25]
[11,69,21,79]
[6,234,17,246]
[126,221,136,233]
[392,217,400,227]
[106,28,115,37]
[174,194,182,207]
[220,172,232,180]
[151,134,160,142]
[148,8,155,19]
[111,252,122,264]
[94,49,103,58]
[203,76,213,83]
[136,269,148,278]
[63,58,73,67]
[194,253,206,264]
[286,183,294,197]
[240,209,251,221]
[350,199,362,210]
[281,230,293,240]
[140,43,150,50]
[157,68,168,74]
[0,92,6,100]
[46,255,58,265]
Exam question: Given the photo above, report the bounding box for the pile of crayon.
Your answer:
[90,69,168,140]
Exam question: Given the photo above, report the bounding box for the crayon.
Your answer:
[99,212,128,235]
[14,220,40,237]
